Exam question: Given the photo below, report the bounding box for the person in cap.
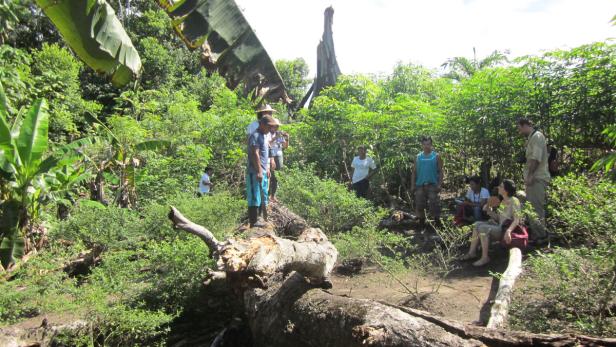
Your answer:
[517,117,550,241]
[246,114,277,227]
[268,118,288,203]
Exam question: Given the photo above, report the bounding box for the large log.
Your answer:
[487,247,523,329]
[244,273,482,347]
[169,206,337,287]
[169,206,616,347]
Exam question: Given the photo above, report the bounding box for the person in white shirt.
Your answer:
[351,145,377,199]
[198,167,213,196]
[454,176,489,225]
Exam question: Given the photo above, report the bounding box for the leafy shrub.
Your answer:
[333,226,409,271]
[510,246,616,336]
[277,166,387,233]
[51,203,144,250]
[139,192,245,241]
[547,174,616,246]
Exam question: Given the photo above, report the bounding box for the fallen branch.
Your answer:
[169,206,222,254]
[487,247,523,329]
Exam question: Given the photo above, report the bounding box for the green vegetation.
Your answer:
[0,1,615,344]
[510,177,616,336]
[0,193,243,344]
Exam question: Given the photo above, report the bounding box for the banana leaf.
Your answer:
[35,0,141,87]
[0,200,23,270]
[159,0,289,103]
[0,81,16,172]
[16,99,48,169]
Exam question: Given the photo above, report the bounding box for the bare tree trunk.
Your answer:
[298,6,341,109]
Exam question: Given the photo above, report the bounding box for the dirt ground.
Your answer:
[330,248,512,325]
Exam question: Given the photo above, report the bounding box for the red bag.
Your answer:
[500,219,528,249]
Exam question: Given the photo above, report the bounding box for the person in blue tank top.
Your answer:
[411,136,444,229]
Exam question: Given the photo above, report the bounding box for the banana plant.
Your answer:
[0,81,84,269]
[83,114,170,208]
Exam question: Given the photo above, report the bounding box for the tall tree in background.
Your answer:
[442,48,508,81]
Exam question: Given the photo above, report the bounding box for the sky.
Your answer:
[234,0,616,77]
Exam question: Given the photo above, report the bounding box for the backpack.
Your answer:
[500,219,528,249]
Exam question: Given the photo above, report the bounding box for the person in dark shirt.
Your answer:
[246,114,277,227]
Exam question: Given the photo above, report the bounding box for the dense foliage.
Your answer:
[0,1,615,344]
[510,176,616,336]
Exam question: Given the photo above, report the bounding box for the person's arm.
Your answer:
[526,160,539,185]
[250,146,263,181]
[366,158,378,180]
[485,207,498,221]
[269,157,275,172]
[282,132,289,150]
[525,135,543,185]
[411,158,417,192]
[503,203,521,245]
[437,154,444,190]
[463,191,474,206]
[479,197,488,208]
[366,167,380,180]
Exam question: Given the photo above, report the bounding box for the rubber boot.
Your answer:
[260,203,268,222]
[248,207,259,227]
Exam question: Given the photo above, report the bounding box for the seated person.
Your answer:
[461,179,522,266]
[454,176,489,225]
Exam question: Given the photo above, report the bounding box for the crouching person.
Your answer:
[454,176,489,226]
[462,179,522,266]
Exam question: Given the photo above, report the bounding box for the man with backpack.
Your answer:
[517,118,550,242]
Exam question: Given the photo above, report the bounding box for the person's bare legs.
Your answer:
[473,233,490,266]
[462,229,480,260]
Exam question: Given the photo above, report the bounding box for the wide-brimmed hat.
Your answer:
[256,104,277,114]
[259,114,278,126]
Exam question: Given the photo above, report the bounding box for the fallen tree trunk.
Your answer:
[244,273,482,347]
[169,206,616,347]
[487,247,523,329]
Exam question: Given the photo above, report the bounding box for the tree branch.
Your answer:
[168,206,221,254]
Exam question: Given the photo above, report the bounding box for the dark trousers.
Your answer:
[269,155,283,198]
[352,179,370,199]
[415,183,440,220]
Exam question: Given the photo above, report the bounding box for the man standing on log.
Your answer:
[411,136,444,230]
[517,118,550,242]
[247,114,277,227]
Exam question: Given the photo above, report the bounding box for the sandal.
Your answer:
[472,258,490,267]
[460,253,477,261]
